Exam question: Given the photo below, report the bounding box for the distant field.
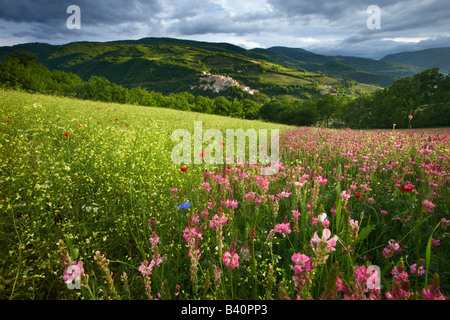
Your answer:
[263,72,311,86]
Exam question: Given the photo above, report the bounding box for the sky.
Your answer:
[0,0,449,59]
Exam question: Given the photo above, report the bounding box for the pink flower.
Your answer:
[385,266,411,299]
[138,260,155,275]
[340,190,351,201]
[291,253,313,294]
[410,263,426,276]
[268,222,291,239]
[421,280,446,300]
[382,240,403,258]
[431,238,440,247]
[210,214,229,229]
[277,190,292,198]
[292,209,301,220]
[149,234,159,247]
[291,253,311,267]
[244,191,256,202]
[200,182,211,193]
[310,228,338,254]
[422,199,436,213]
[224,199,238,209]
[223,251,240,269]
[182,227,203,243]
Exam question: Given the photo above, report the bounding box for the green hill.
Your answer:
[254,46,424,87]
[381,47,450,74]
[0,38,378,100]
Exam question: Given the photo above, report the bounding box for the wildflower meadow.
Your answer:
[0,89,448,300]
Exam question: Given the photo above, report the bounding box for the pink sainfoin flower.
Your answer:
[317,176,328,185]
[385,266,411,300]
[421,279,447,300]
[310,228,338,264]
[200,182,211,193]
[210,213,229,230]
[410,263,426,276]
[422,199,436,213]
[149,233,159,247]
[183,214,203,283]
[292,208,301,220]
[223,251,240,270]
[343,266,381,300]
[340,190,351,201]
[224,199,238,209]
[268,222,291,239]
[291,253,314,298]
[277,190,292,198]
[382,240,403,258]
[138,259,156,276]
[431,238,440,247]
[244,191,256,202]
[255,175,270,191]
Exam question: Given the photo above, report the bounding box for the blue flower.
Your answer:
[177,201,191,209]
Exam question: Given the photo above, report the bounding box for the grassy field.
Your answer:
[0,89,448,300]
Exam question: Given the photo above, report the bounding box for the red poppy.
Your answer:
[221,142,225,146]
[64,133,69,137]
[355,193,361,198]
[200,151,205,157]
[401,184,414,192]
[180,166,187,171]
[115,118,118,121]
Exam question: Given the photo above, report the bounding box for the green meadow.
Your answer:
[1,89,448,300]
[0,89,285,299]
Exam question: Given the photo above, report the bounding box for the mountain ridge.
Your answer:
[0,37,444,98]
[381,47,450,74]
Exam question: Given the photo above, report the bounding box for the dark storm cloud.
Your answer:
[0,0,162,25]
[0,0,448,58]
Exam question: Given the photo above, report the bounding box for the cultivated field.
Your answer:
[0,89,448,300]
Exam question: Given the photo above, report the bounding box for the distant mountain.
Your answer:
[381,47,450,74]
[0,37,435,100]
[254,46,424,87]
[1,37,388,100]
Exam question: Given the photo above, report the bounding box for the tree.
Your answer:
[214,96,232,116]
[316,94,340,127]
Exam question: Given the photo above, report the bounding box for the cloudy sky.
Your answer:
[0,0,449,59]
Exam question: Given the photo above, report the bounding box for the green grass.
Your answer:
[0,89,286,299]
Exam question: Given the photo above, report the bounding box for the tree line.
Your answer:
[1,51,449,128]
